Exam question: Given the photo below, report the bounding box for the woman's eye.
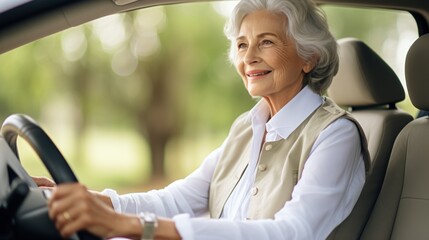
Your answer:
[261,39,273,45]
[237,43,247,49]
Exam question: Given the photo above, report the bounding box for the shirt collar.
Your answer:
[250,86,323,141]
[250,99,270,127]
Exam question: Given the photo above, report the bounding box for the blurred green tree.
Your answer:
[111,4,255,179]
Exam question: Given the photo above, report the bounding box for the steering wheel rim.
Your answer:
[1,114,78,184]
[1,113,100,240]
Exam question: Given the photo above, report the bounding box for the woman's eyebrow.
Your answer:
[236,32,279,42]
[257,32,278,38]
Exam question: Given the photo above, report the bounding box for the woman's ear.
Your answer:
[303,55,318,73]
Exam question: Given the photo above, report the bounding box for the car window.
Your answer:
[0,2,252,190]
[322,5,419,115]
[0,2,420,191]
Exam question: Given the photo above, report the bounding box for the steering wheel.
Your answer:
[0,114,100,240]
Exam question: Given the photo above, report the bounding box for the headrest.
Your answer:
[328,38,405,107]
[405,34,429,111]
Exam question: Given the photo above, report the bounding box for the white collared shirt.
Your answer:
[103,86,365,240]
[221,86,326,220]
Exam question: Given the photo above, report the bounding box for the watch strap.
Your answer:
[139,212,158,240]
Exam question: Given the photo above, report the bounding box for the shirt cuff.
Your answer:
[173,214,194,240]
[101,188,123,213]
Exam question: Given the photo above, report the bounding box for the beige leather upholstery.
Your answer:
[328,38,406,107]
[327,38,413,239]
[361,34,429,239]
[404,34,429,110]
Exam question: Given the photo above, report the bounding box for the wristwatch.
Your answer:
[138,212,158,240]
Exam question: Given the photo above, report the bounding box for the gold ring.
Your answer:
[63,211,71,221]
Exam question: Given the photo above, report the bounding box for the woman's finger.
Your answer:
[57,212,91,239]
[55,201,98,237]
[48,183,121,238]
[53,202,82,231]
[32,176,56,187]
[48,183,88,219]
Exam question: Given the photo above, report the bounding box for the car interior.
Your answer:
[327,37,414,239]
[360,33,429,240]
[0,0,428,239]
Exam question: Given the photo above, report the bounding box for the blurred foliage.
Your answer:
[0,3,420,191]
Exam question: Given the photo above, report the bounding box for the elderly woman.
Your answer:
[40,0,370,239]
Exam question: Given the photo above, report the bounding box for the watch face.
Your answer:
[143,212,157,223]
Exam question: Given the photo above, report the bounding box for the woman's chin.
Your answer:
[247,92,262,98]
[246,88,263,97]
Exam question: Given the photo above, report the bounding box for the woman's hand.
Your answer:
[32,176,113,208]
[48,183,141,239]
[32,176,56,188]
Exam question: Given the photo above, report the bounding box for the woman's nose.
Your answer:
[244,46,261,65]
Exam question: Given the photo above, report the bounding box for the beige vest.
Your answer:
[209,98,370,220]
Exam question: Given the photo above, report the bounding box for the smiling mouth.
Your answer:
[247,71,272,77]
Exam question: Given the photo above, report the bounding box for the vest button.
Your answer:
[265,144,272,151]
[258,164,267,172]
[251,187,258,196]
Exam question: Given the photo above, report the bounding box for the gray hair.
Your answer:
[224,0,338,94]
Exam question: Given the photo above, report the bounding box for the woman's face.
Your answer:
[234,10,313,108]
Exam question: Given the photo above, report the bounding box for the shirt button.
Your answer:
[251,187,259,196]
[265,144,272,151]
[258,164,267,172]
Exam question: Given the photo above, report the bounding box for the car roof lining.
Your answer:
[0,0,428,54]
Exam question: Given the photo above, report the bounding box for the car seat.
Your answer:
[327,38,413,239]
[360,34,429,239]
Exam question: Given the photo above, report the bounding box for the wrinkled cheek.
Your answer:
[273,48,290,61]
[275,69,288,83]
